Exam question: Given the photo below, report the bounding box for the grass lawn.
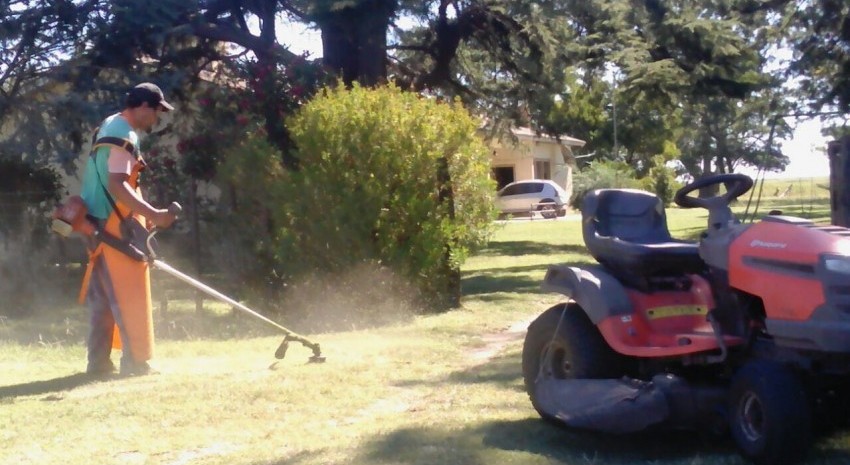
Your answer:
[2,178,848,465]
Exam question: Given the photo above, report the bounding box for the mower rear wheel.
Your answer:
[728,360,812,465]
[522,303,627,422]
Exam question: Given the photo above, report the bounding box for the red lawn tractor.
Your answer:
[522,174,850,465]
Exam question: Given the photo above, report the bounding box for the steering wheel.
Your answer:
[674,173,754,209]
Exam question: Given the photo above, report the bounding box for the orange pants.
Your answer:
[80,214,154,367]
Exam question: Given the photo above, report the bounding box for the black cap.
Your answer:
[128,82,174,111]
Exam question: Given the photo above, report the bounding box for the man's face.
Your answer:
[137,102,163,132]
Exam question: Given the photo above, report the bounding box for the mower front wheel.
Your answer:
[522,303,627,422]
[728,360,812,465]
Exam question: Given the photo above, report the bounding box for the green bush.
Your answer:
[641,156,682,205]
[218,83,496,309]
[570,160,642,209]
[210,135,287,297]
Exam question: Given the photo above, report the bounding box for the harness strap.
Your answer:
[88,126,146,224]
[79,243,105,304]
[93,136,139,158]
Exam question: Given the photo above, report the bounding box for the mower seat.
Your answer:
[582,189,704,287]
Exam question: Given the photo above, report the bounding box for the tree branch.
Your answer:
[387,44,431,52]
[172,21,297,62]
[280,1,308,21]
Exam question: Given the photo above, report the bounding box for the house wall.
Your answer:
[489,136,575,197]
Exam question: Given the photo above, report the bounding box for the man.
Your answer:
[79,82,178,377]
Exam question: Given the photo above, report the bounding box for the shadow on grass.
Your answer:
[354,419,850,465]
[353,420,742,465]
[0,372,101,399]
[477,241,588,257]
[386,348,850,465]
[447,352,525,390]
[463,262,587,296]
[462,271,543,296]
[249,449,323,465]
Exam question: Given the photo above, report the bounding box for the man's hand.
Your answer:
[149,209,176,228]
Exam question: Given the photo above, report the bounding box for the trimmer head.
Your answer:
[274,338,289,359]
[275,336,326,363]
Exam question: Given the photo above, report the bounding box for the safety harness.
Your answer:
[78,127,149,304]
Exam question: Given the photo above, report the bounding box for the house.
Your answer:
[489,127,586,197]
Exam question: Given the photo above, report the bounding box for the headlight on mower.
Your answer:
[824,257,850,275]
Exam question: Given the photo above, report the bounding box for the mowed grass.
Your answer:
[2,177,849,465]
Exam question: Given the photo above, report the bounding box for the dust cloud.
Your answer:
[281,262,421,333]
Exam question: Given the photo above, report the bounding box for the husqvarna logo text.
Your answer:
[750,239,788,249]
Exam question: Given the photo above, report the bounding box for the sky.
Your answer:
[280,20,833,180]
[755,119,831,179]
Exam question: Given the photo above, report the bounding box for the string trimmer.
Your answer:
[148,238,325,363]
[52,199,325,363]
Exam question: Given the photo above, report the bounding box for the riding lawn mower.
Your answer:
[522,173,850,465]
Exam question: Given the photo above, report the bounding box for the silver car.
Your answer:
[496,180,568,218]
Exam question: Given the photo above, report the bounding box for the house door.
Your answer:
[492,166,515,190]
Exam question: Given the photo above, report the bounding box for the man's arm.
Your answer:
[106,147,175,228]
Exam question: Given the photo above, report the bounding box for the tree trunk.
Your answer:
[699,154,719,198]
[828,136,850,227]
[317,0,395,86]
[436,156,461,308]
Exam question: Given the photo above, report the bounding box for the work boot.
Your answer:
[86,359,116,378]
[120,361,158,377]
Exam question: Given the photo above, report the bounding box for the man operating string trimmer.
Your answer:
[78,82,179,377]
[53,83,324,377]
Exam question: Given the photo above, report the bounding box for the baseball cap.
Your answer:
[128,82,174,111]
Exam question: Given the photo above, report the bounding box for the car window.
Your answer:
[500,184,523,196]
[523,183,544,194]
[500,182,546,196]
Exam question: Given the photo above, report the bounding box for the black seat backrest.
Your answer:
[583,189,672,244]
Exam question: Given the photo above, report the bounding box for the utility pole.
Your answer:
[612,79,619,160]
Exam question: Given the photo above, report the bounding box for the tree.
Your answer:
[605,0,792,177]
[776,0,850,113]
[541,1,789,180]
[0,0,106,171]
[308,0,397,86]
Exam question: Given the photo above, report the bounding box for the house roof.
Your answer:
[511,127,586,148]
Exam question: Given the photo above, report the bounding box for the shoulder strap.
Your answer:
[89,125,127,223]
[93,136,140,158]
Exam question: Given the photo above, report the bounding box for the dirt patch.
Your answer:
[466,317,534,363]
[345,315,536,421]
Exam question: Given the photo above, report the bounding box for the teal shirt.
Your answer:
[80,114,139,219]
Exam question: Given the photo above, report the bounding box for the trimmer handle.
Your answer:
[168,202,183,216]
[145,202,182,259]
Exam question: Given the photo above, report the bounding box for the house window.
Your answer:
[534,160,551,180]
